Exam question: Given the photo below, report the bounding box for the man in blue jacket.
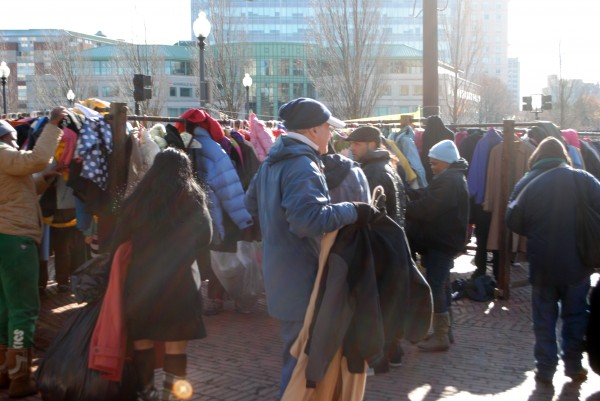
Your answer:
[245,98,377,397]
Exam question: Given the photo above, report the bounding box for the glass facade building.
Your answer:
[191,0,426,118]
[190,0,511,119]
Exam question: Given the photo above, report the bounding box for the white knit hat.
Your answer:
[428,139,459,164]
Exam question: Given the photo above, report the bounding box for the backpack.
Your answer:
[465,275,497,302]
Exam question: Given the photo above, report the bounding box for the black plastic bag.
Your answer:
[70,253,111,304]
[36,301,137,401]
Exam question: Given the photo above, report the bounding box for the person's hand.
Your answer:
[49,106,68,127]
[353,202,385,226]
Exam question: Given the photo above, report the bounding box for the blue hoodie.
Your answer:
[245,135,357,321]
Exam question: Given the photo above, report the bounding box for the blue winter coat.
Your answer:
[506,159,600,286]
[189,127,253,243]
[245,135,358,321]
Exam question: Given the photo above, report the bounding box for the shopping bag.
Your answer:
[35,302,136,401]
[210,241,263,308]
[70,253,111,304]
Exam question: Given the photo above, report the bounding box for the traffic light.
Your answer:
[133,74,153,102]
[133,74,144,101]
[522,96,533,112]
[542,94,552,110]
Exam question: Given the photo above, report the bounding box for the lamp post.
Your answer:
[67,89,75,107]
[193,11,211,109]
[242,73,253,118]
[0,61,10,115]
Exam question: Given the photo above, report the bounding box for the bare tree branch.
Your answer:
[440,0,483,124]
[306,0,387,120]
[200,0,250,119]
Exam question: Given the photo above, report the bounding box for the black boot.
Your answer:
[134,349,157,401]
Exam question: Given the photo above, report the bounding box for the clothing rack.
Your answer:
[102,103,536,301]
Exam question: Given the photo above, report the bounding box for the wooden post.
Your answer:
[107,102,129,208]
[496,119,515,299]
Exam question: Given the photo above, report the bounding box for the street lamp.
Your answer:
[0,61,10,115]
[67,89,75,107]
[242,73,253,118]
[193,11,211,108]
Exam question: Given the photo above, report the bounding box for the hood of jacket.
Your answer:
[322,153,357,191]
[265,135,321,167]
[359,149,391,165]
[434,158,469,179]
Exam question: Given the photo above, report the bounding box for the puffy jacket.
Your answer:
[188,127,252,242]
[0,123,61,242]
[506,159,600,286]
[245,134,357,321]
[406,159,469,257]
[359,149,405,227]
[322,153,370,203]
[249,113,275,162]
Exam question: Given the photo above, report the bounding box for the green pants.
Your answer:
[0,233,40,348]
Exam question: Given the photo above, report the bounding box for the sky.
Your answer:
[1,0,598,96]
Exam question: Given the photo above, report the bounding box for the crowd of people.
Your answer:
[0,97,598,400]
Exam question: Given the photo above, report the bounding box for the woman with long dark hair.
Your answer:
[112,148,212,401]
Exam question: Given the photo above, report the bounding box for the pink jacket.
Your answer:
[249,113,275,162]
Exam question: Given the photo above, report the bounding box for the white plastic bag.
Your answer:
[210,241,263,308]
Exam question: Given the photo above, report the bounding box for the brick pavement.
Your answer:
[15,252,600,401]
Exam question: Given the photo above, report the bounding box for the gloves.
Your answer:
[353,202,384,226]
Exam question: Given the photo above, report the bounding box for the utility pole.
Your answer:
[423,0,439,118]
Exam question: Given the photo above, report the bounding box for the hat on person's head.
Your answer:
[428,139,460,164]
[278,98,345,131]
[345,126,382,144]
[0,120,16,139]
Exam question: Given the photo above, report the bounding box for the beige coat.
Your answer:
[282,231,367,401]
[0,123,62,243]
[483,140,533,252]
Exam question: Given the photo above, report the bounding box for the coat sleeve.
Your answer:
[406,175,457,221]
[0,124,61,176]
[282,157,357,238]
[206,145,254,230]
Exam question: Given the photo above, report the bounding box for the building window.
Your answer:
[170,87,177,97]
[279,59,289,76]
[261,59,272,75]
[101,86,116,97]
[166,61,192,76]
[400,85,410,96]
[180,87,192,97]
[306,83,316,99]
[292,59,304,76]
[93,61,112,75]
[413,85,423,95]
[292,83,303,98]
[278,83,290,100]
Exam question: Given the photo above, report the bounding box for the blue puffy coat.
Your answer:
[506,159,600,286]
[189,127,253,243]
[245,135,357,321]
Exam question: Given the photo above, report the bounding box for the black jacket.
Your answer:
[303,216,432,384]
[359,149,406,227]
[406,159,470,257]
[506,160,600,286]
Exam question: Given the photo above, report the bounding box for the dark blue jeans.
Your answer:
[278,320,303,399]
[531,277,590,379]
[422,249,453,313]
